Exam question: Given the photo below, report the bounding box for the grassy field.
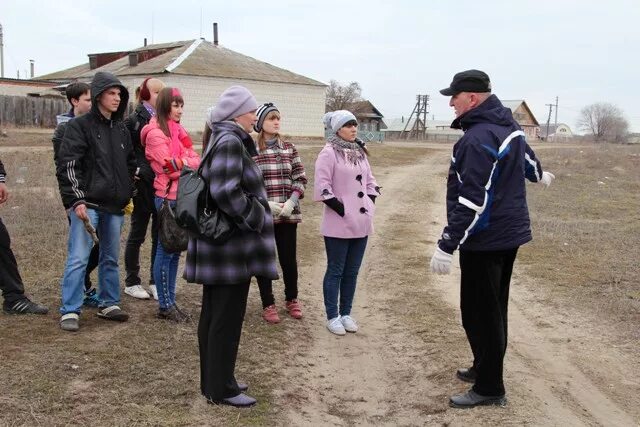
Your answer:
[520,143,640,344]
[0,129,638,425]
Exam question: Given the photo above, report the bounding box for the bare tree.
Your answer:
[577,102,629,143]
[325,80,363,112]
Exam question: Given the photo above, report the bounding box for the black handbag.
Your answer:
[175,136,238,245]
[158,196,189,253]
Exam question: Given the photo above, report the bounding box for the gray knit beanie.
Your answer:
[209,86,258,123]
[323,110,357,133]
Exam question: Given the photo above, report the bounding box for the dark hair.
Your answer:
[65,82,90,107]
[355,139,370,156]
[156,87,184,137]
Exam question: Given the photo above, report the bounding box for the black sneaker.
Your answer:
[96,305,129,322]
[3,298,49,315]
[158,306,188,323]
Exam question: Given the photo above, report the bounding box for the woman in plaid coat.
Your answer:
[184,86,277,408]
[252,103,307,324]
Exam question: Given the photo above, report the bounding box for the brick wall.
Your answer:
[119,75,326,136]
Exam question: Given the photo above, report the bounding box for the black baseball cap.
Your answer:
[440,69,492,96]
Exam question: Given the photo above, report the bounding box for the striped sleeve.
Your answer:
[524,142,543,182]
[56,119,88,208]
[0,158,5,182]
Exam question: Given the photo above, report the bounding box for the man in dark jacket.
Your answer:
[122,77,164,300]
[0,159,49,315]
[56,71,136,331]
[430,70,555,408]
[52,82,100,307]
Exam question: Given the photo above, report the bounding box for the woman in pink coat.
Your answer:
[142,87,200,322]
[314,110,381,336]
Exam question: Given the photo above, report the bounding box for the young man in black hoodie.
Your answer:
[56,71,136,332]
[0,158,49,315]
[430,70,555,408]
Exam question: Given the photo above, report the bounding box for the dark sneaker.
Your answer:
[83,288,100,308]
[3,298,49,315]
[449,389,507,408]
[96,305,129,322]
[157,306,187,323]
[60,313,80,332]
[173,304,192,322]
[456,367,477,383]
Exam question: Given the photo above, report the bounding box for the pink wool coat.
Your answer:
[313,143,380,238]
[141,118,201,200]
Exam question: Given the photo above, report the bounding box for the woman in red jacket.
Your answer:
[142,87,200,321]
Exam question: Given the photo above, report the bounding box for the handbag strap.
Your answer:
[198,132,225,212]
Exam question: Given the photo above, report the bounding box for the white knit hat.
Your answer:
[323,110,357,133]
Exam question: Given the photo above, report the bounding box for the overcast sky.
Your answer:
[3,0,640,132]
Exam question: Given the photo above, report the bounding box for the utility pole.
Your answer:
[554,96,558,133]
[0,23,4,78]
[545,103,554,141]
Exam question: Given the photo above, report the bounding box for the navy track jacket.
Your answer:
[438,95,544,254]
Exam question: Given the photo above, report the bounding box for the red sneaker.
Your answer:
[262,305,281,324]
[285,299,303,319]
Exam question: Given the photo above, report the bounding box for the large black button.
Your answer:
[358,191,364,198]
[355,174,362,182]
[360,207,367,214]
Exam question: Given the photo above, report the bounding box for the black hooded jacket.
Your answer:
[56,72,136,213]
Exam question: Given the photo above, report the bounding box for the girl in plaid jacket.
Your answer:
[252,103,307,324]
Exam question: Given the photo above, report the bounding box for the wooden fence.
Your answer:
[0,95,68,128]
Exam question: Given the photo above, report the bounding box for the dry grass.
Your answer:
[519,143,640,343]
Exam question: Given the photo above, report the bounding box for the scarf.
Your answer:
[328,135,366,166]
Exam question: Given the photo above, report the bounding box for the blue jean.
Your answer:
[154,197,181,310]
[60,209,124,315]
[322,236,368,320]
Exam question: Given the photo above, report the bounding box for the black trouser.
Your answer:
[124,204,158,287]
[66,214,100,291]
[459,247,518,397]
[256,223,298,308]
[199,282,250,402]
[0,217,26,304]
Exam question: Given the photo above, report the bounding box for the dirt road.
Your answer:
[273,145,639,426]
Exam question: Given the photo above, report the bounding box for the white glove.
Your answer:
[280,198,296,217]
[268,201,283,217]
[540,171,555,187]
[430,247,453,275]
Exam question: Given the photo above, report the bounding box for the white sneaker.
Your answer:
[326,316,346,336]
[124,285,150,300]
[341,315,358,333]
[149,284,159,301]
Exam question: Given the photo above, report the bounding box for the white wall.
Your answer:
[119,75,326,137]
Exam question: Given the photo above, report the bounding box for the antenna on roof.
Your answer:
[200,8,203,38]
[213,22,219,46]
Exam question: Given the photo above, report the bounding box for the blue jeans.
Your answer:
[154,197,181,310]
[322,236,368,320]
[60,209,124,315]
